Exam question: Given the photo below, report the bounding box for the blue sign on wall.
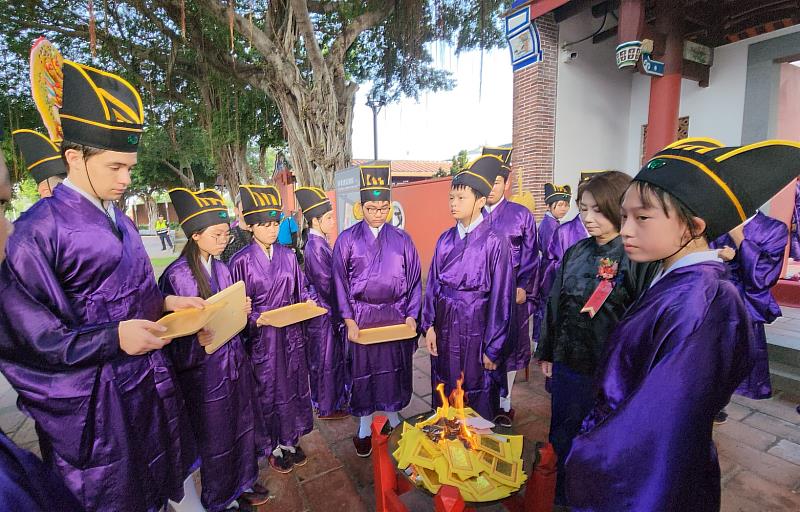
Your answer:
[505,3,543,71]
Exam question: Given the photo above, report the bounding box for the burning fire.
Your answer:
[425,374,478,449]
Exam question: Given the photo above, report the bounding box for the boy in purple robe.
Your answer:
[333,164,422,457]
[0,61,204,511]
[230,185,316,474]
[423,155,514,421]
[566,138,800,511]
[531,183,571,346]
[481,146,538,426]
[11,128,66,198]
[296,186,349,419]
[159,188,269,511]
[0,122,81,512]
[711,211,787,414]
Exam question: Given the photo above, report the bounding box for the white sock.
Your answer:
[503,371,518,412]
[358,414,373,438]
[386,411,401,428]
[272,446,283,458]
[168,472,205,512]
[280,444,296,454]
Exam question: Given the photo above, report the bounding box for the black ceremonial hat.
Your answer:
[635,137,800,239]
[169,188,229,235]
[543,183,571,205]
[12,129,66,184]
[579,170,608,184]
[451,155,503,198]
[360,164,391,203]
[482,146,512,179]
[60,60,144,152]
[239,184,282,225]
[295,186,332,222]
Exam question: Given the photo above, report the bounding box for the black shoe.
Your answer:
[714,410,728,425]
[353,435,372,457]
[494,408,515,428]
[269,454,293,473]
[290,446,307,467]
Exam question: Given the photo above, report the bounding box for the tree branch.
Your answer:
[328,2,396,65]
[290,0,329,86]
[307,1,338,15]
[162,159,194,187]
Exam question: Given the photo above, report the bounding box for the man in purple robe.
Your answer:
[423,155,514,421]
[0,61,203,512]
[0,121,81,512]
[296,186,349,419]
[566,138,800,511]
[333,164,422,457]
[481,147,538,426]
[712,212,788,406]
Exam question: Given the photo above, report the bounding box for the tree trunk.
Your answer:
[216,141,250,199]
[144,193,159,230]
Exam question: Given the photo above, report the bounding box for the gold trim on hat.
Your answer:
[27,154,62,170]
[59,114,143,133]
[656,154,745,222]
[713,139,800,163]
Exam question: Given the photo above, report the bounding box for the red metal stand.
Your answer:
[371,415,557,512]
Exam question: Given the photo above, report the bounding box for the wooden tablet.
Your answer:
[157,302,225,340]
[258,302,328,327]
[351,324,418,345]
[204,281,248,354]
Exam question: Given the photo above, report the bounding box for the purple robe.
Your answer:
[711,212,787,399]
[565,262,753,511]
[0,185,197,512]
[532,213,560,341]
[332,221,422,417]
[303,232,349,416]
[159,257,263,511]
[0,430,82,512]
[791,180,800,260]
[421,220,514,420]
[229,243,314,450]
[484,199,539,371]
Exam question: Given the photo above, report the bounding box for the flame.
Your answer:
[448,373,477,449]
[436,383,449,418]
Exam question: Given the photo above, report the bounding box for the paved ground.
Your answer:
[1,341,798,511]
[1,236,798,510]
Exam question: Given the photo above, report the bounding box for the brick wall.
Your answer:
[512,13,559,221]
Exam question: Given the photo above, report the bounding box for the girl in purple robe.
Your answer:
[711,211,787,409]
[423,155,515,421]
[295,187,349,419]
[0,61,202,512]
[534,172,657,505]
[482,148,538,426]
[333,164,422,457]
[159,188,269,511]
[566,138,800,511]
[230,184,315,474]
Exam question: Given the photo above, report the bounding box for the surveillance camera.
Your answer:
[560,49,578,63]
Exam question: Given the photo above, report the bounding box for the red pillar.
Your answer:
[644,9,684,159]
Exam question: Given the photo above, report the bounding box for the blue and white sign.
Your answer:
[642,53,665,76]
[505,3,543,71]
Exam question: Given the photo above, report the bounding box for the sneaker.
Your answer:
[714,410,728,425]
[494,408,515,428]
[353,435,372,457]
[319,410,350,420]
[289,446,307,467]
[268,454,293,474]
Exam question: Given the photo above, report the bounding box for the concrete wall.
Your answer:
[552,16,800,184]
[554,9,633,192]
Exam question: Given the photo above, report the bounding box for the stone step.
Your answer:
[770,361,800,396]
[769,343,800,368]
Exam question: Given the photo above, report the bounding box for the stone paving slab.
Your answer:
[2,345,799,511]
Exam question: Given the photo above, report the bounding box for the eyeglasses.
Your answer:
[364,206,390,215]
[210,232,233,244]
